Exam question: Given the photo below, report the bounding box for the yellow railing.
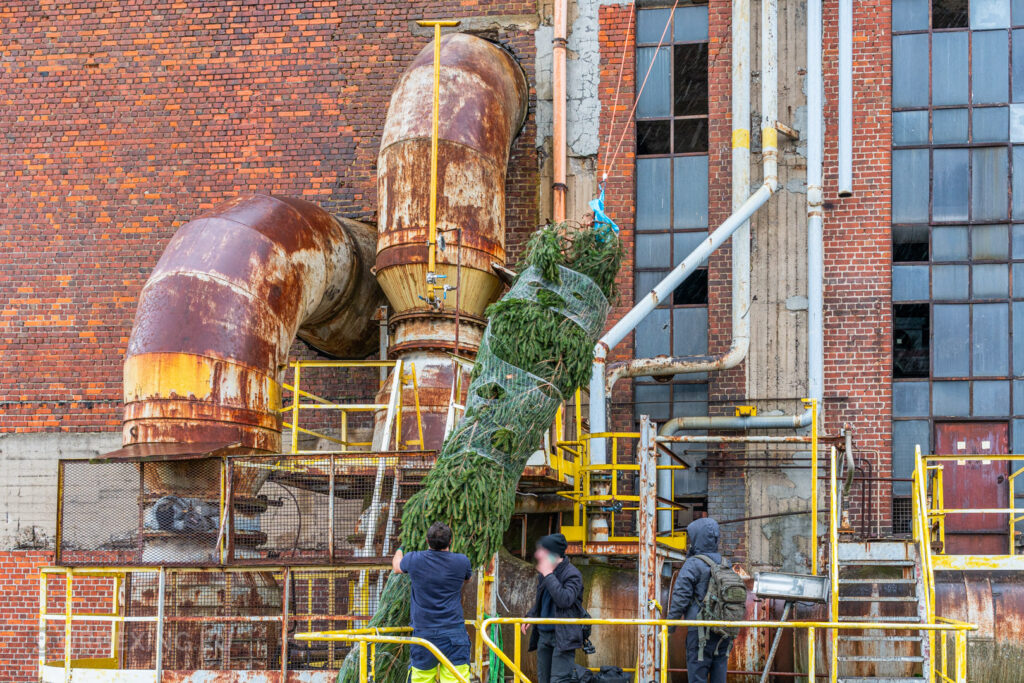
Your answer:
[280,359,424,455]
[554,430,688,550]
[915,449,1024,560]
[477,617,975,683]
[295,628,472,683]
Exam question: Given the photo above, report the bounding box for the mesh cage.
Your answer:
[57,454,433,567]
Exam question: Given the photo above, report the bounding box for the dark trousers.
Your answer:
[685,631,730,683]
[536,629,576,683]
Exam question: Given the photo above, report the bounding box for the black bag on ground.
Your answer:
[572,664,596,683]
[594,666,631,683]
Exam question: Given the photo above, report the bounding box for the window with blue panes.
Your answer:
[634,5,711,502]
[892,0,1024,531]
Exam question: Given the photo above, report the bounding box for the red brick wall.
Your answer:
[0,1,539,433]
[598,2,637,433]
[1,551,51,682]
[821,0,894,534]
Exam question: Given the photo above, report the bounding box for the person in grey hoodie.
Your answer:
[666,517,731,683]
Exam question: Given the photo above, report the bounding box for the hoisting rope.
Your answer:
[486,615,504,683]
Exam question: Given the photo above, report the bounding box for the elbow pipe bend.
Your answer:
[123,193,385,452]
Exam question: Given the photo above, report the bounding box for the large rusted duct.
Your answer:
[375,33,529,449]
[124,194,384,464]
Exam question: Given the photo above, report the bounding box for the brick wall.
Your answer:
[0,1,539,432]
[821,0,894,535]
[1,551,51,681]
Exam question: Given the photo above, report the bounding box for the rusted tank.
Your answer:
[935,570,1024,681]
[124,194,384,491]
[374,33,529,450]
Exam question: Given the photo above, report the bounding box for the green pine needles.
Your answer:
[337,223,622,683]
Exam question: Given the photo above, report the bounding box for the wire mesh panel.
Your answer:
[59,460,143,565]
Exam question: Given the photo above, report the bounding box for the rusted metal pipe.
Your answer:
[552,0,568,222]
[375,33,528,450]
[123,194,384,456]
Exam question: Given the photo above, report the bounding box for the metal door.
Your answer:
[933,422,1009,555]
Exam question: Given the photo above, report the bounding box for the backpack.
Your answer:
[693,555,748,660]
[594,666,631,683]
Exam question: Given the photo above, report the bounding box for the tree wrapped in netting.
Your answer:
[338,222,623,683]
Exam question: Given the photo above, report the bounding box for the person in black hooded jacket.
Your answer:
[523,533,584,683]
[666,517,731,683]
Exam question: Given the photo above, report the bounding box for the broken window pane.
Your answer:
[673,269,708,306]
[637,120,671,155]
[674,118,708,153]
[674,44,708,116]
[933,0,969,28]
[893,225,929,261]
[894,303,931,378]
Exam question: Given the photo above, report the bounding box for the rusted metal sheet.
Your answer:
[934,422,1011,555]
[124,194,385,456]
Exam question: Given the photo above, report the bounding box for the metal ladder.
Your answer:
[834,540,930,683]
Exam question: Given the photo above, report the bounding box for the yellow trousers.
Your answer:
[409,663,471,683]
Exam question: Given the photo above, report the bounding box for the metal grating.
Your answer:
[893,496,913,536]
[57,453,434,567]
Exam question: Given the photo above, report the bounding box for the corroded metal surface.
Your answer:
[124,194,384,456]
[935,570,1024,681]
[376,32,529,323]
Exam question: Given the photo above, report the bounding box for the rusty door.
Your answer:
[933,422,1009,555]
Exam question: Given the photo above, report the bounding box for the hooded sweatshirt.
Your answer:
[666,518,723,622]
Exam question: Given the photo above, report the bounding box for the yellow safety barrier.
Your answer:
[295,629,472,683]
[478,617,975,683]
[280,359,424,455]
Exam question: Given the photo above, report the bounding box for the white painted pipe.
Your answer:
[837,0,853,197]
[808,0,825,408]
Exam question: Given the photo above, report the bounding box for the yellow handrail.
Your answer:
[477,617,975,683]
[294,630,472,683]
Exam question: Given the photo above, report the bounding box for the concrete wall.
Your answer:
[0,432,121,549]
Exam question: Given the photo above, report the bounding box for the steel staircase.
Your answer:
[833,540,930,683]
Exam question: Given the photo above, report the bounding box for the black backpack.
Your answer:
[693,555,748,660]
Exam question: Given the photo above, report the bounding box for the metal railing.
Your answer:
[38,564,390,682]
[281,359,424,454]
[478,617,974,683]
[914,447,1024,561]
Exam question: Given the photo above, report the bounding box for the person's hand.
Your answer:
[520,623,529,635]
[537,554,556,577]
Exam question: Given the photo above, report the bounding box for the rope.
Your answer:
[486,615,504,683]
[603,0,679,180]
[600,0,635,182]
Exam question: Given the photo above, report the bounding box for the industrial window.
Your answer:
[634,3,710,423]
[892,0,1024,494]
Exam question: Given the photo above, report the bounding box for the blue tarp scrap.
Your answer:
[589,185,619,235]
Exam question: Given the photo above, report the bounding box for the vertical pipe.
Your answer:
[829,447,839,683]
[811,399,819,574]
[807,626,816,683]
[427,23,443,298]
[290,364,301,455]
[155,568,165,680]
[838,0,853,197]
[552,0,568,222]
[328,454,336,561]
[761,0,779,190]
[281,567,291,680]
[807,0,825,408]
[637,416,658,683]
